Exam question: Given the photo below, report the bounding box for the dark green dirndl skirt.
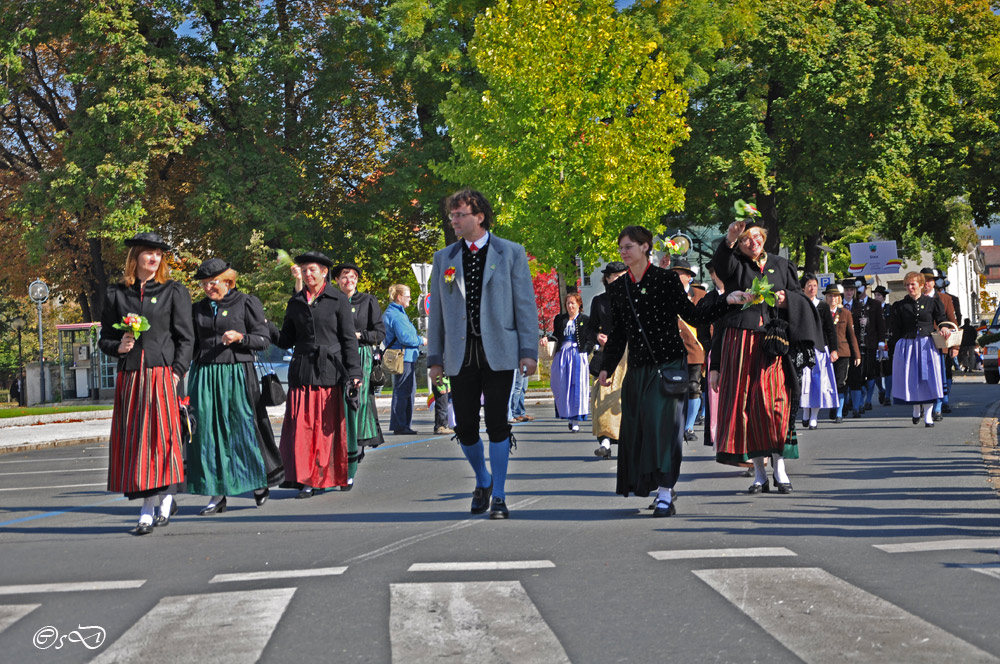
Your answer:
[617,363,686,497]
[187,362,267,496]
[344,345,384,479]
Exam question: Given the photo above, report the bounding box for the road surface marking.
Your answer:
[0,496,125,527]
[344,496,544,565]
[210,566,347,583]
[694,567,999,664]
[649,547,796,561]
[0,604,39,633]
[390,581,570,664]
[874,538,1000,553]
[0,457,107,464]
[0,482,105,492]
[90,588,295,664]
[0,580,145,595]
[408,560,555,572]
[962,564,1000,581]
[0,468,105,476]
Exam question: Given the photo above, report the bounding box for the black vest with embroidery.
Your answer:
[462,239,489,337]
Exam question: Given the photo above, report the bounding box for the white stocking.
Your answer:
[773,455,790,485]
[913,405,922,419]
[924,404,934,425]
[752,457,767,485]
[139,497,157,525]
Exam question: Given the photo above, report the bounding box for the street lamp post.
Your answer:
[28,280,49,404]
[10,317,25,406]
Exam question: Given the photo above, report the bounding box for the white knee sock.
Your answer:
[600,437,611,449]
[159,493,174,518]
[656,486,672,505]
[773,455,790,484]
[924,404,934,424]
[139,497,157,525]
[808,408,818,426]
[913,405,921,418]
[752,457,767,485]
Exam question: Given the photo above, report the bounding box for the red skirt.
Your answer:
[280,386,348,488]
[715,328,790,463]
[107,365,185,494]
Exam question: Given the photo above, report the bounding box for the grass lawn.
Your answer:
[0,405,114,419]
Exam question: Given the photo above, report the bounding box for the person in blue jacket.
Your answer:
[383,284,425,434]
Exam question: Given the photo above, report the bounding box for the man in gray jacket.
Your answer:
[427,189,539,519]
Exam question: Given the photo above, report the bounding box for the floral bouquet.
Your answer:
[742,275,776,310]
[660,237,684,255]
[113,313,150,339]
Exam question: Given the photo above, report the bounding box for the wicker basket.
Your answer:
[931,322,961,350]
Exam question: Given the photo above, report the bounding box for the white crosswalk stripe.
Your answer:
[963,564,1000,581]
[408,560,555,572]
[649,547,796,561]
[389,581,571,664]
[0,604,39,634]
[90,588,295,664]
[874,537,1000,553]
[694,567,1000,664]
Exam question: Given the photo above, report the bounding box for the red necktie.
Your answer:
[470,244,479,253]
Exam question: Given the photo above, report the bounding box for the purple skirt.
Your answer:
[800,347,838,409]
[892,337,944,404]
[551,342,590,419]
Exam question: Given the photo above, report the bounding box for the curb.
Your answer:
[0,436,110,456]
[0,410,114,429]
[980,399,1000,498]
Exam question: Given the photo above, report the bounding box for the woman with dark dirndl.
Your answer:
[99,232,194,535]
[585,261,629,459]
[187,258,283,515]
[798,273,838,429]
[597,226,743,517]
[824,283,861,423]
[549,293,591,433]
[332,261,385,489]
[890,271,950,426]
[277,251,362,498]
[710,215,819,495]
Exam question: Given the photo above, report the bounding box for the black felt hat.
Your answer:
[194,258,231,281]
[332,262,362,279]
[840,277,861,290]
[601,261,627,275]
[691,282,708,292]
[669,257,697,276]
[873,285,890,296]
[920,267,938,278]
[294,251,334,268]
[824,283,845,296]
[124,231,171,252]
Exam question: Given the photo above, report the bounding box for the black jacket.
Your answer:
[99,280,194,376]
[846,296,886,349]
[584,292,613,349]
[890,295,947,340]
[277,286,362,388]
[191,290,271,364]
[549,313,591,351]
[711,241,801,331]
[348,292,385,347]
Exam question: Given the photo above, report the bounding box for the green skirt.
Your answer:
[344,345,384,479]
[187,362,267,496]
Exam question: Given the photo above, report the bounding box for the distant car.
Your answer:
[255,344,291,386]
[981,309,1000,384]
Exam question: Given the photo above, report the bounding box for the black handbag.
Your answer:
[370,351,387,388]
[624,278,689,397]
[762,315,791,359]
[255,352,287,407]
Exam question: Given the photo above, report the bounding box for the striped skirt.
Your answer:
[280,385,348,489]
[107,364,185,495]
[551,343,590,419]
[715,328,792,465]
[186,362,267,496]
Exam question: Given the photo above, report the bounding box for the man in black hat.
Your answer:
[843,276,884,416]
[585,261,629,458]
[670,257,705,442]
[921,267,957,419]
[872,285,893,404]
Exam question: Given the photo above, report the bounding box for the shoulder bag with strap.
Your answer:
[254,350,286,407]
[623,277,688,397]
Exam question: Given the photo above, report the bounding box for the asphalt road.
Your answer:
[2,378,1000,663]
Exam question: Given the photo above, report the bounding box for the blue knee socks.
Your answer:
[836,394,845,418]
[685,397,701,431]
[850,390,862,412]
[864,379,876,406]
[489,439,510,501]
[460,439,491,489]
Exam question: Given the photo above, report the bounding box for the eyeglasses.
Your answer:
[618,243,640,253]
[740,234,763,244]
[201,279,221,288]
[448,211,475,220]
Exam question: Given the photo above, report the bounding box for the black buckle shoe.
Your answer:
[471,480,493,514]
[748,480,770,494]
[489,497,509,519]
[155,499,180,526]
[198,497,228,515]
[652,499,676,517]
[133,521,154,535]
[942,404,952,414]
[932,412,943,422]
[254,488,270,506]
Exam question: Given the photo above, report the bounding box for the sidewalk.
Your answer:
[0,389,555,455]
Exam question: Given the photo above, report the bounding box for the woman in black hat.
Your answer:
[187,258,282,515]
[585,261,628,458]
[332,261,385,488]
[98,232,194,535]
[276,252,362,498]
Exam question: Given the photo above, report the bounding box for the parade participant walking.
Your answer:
[332,262,386,486]
[383,284,424,435]
[99,232,194,535]
[825,284,860,423]
[427,189,539,520]
[959,318,978,373]
[710,212,822,495]
[799,274,838,429]
[599,226,743,517]
[669,257,706,442]
[585,262,628,459]
[843,277,885,417]
[872,285,894,404]
[187,258,280,515]
[277,251,362,498]
[548,293,591,433]
[891,271,950,426]
[921,268,957,421]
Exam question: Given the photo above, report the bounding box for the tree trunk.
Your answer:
[757,190,780,255]
[803,231,822,274]
[86,237,108,323]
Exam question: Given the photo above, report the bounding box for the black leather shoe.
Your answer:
[652,500,676,517]
[694,415,704,426]
[808,424,818,430]
[393,429,418,435]
[295,488,314,499]
[912,416,920,425]
[773,474,792,493]
[925,422,935,428]
[853,409,862,418]
[199,497,228,515]
[932,412,943,422]
[835,416,843,424]
[155,499,180,526]
[942,404,952,413]
[879,394,886,405]
[471,480,493,514]
[133,522,154,535]
[684,429,697,442]
[748,480,770,494]
[865,402,873,411]
[829,410,836,421]
[254,488,270,506]
[489,497,509,519]
[341,482,354,492]
[594,446,611,459]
